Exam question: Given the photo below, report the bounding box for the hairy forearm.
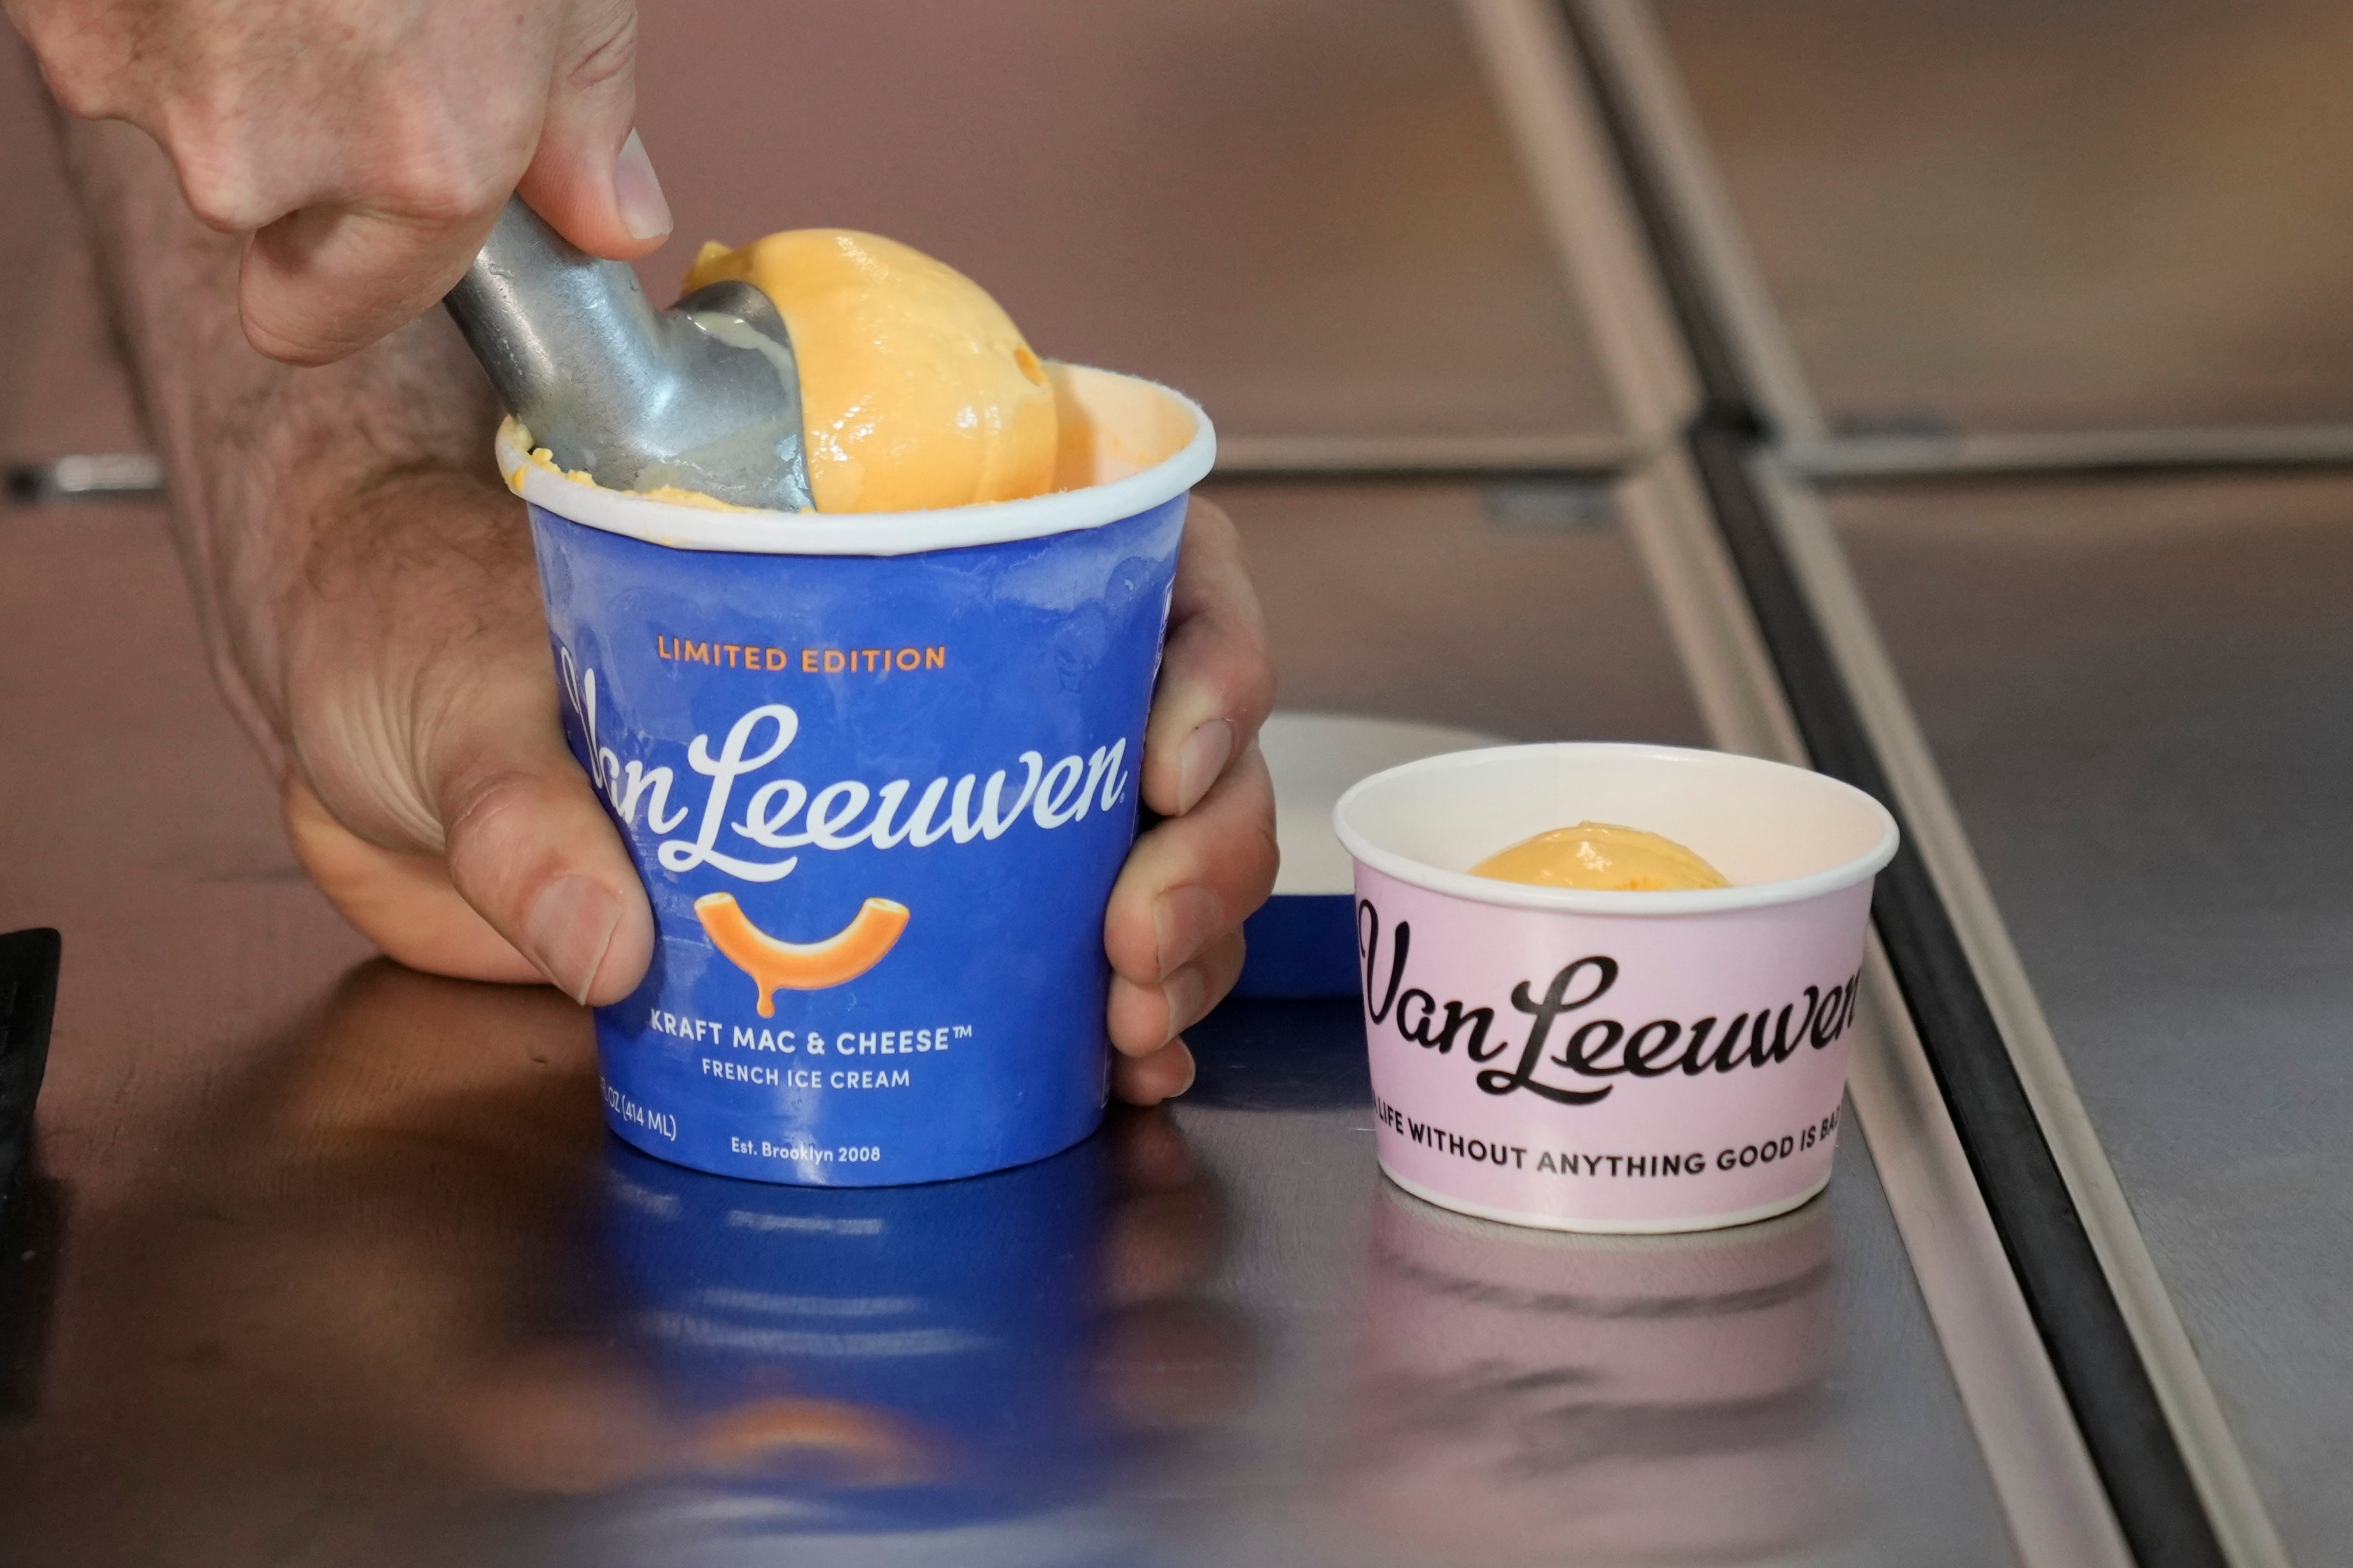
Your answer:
[50,108,503,767]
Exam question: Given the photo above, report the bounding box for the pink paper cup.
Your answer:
[1333,744,1899,1233]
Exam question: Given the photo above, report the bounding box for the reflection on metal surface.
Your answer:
[0,960,1248,1563]
[0,964,621,1558]
[1325,1184,1840,1566]
[1188,999,1372,1111]
[588,1137,1124,1561]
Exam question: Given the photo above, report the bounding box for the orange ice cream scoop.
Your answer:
[1471,822,1729,892]
[681,230,1057,513]
[695,892,910,1016]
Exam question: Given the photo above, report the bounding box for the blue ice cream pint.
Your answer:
[503,365,1215,1185]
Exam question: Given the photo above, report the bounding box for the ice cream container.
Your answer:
[1333,744,1898,1233]
[505,364,1214,1185]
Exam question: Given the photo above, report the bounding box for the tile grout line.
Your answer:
[1575,3,2290,1564]
[1756,456,2293,1568]
[1458,0,2181,1561]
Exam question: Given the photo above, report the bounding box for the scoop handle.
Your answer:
[442,197,671,473]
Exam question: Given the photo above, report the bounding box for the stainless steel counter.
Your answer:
[630,0,1630,462]
[0,454,2014,1566]
[1595,1,2353,1560]
[0,941,2013,1565]
[1651,0,2353,438]
[8,1,2349,1562]
[1832,475,2353,1564]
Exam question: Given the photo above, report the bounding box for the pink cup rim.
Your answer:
[1332,742,1899,919]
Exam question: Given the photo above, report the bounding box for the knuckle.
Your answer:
[563,5,641,95]
[176,150,276,232]
[440,763,545,856]
[383,157,512,227]
[183,183,262,233]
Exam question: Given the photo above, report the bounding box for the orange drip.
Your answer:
[694,892,910,1015]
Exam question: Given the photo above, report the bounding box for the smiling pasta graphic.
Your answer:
[695,892,911,1016]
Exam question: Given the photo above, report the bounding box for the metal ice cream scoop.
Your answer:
[444,197,814,511]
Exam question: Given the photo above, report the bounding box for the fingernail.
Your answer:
[1165,1038,1197,1099]
[526,875,623,1004]
[1175,719,1233,815]
[1152,884,1222,980]
[613,129,672,240]
[1161,966,1207,1045]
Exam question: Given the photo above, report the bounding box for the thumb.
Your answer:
[514,4,671,258]
[434,719,657,1006]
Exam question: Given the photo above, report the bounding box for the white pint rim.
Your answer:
[493,363,1215,557]
[1332,742,1900,918]
[1379,1162,1832,1236]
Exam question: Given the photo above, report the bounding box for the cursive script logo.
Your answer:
[559,648,1129,885]
[1357,898,1859,1106]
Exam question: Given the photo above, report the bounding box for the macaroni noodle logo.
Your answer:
[558,648,1132,885]
[695,892,909,1015]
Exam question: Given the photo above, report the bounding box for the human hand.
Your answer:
[273,460,660,1008]
[7,0,668,363]
[278,466,1276,1106]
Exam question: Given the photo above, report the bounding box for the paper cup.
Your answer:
[506,365,1214,1185]
[1333,744,1898,1232]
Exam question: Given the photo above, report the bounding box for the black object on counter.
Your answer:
[0,927,62,1423]
[0,928,59,1188]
